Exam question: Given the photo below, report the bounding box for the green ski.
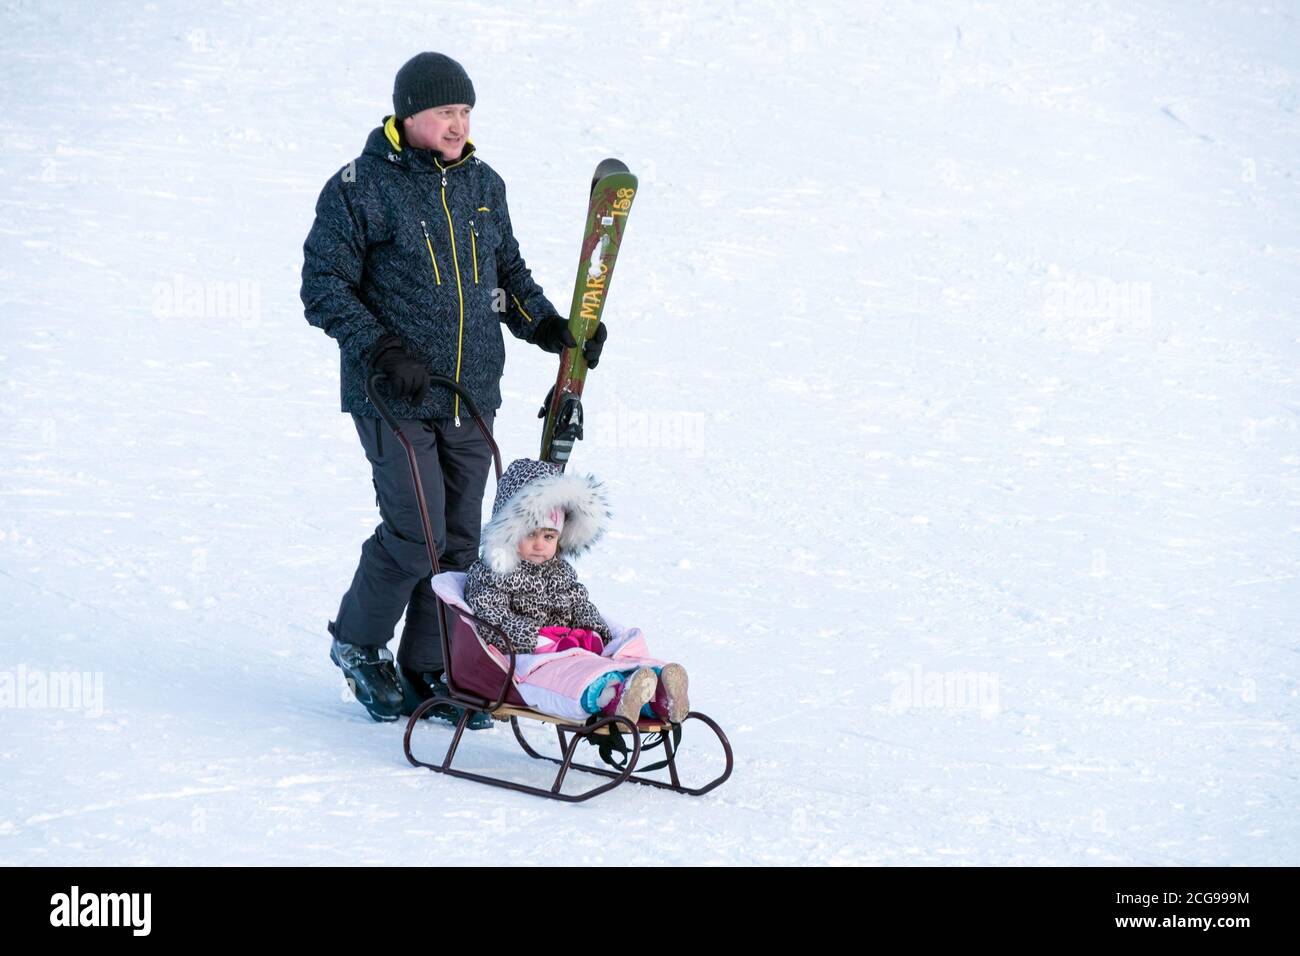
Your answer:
[538,158,638,468]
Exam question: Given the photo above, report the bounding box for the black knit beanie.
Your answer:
[392,53,476,119]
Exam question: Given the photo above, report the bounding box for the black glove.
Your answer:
[534,315,576,355]
[367,334,430,406]
[534,315,607,368]
[583,321,607,369]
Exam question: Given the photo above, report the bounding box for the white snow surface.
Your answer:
[1,0,1297,865]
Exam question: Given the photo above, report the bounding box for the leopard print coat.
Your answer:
[464,555,612,653]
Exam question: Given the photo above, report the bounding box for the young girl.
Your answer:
[463,458,689,724]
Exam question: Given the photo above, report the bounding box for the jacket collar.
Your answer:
[367,115,477,174]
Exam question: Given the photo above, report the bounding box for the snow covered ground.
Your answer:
[1,0,1297,865]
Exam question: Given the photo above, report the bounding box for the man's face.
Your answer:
[403,104,471,160]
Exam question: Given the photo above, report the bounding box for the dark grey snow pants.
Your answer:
[333,412,495,672]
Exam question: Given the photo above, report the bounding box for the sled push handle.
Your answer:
[364,372,503,578]
[366,372,518,710]
[366,371,523,712]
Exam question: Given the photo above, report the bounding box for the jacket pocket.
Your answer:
[472,207,502,295]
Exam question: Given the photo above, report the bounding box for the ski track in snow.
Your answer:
[1,0,1297,865]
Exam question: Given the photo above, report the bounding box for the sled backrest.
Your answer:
[431,572,527,709]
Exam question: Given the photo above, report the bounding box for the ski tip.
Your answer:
[590,158,631,193]
[595,158,630,176]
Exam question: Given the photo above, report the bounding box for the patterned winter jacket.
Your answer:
[300,116,561,421]
[464,556,612,654]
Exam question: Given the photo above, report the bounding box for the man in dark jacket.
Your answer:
[301,52,605,723]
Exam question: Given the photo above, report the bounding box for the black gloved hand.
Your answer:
[534,315,607,368]
[367,334,430,407]
[534,315,576,355]
[583,322,607,369]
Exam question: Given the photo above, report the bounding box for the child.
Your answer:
[463,458,689,724]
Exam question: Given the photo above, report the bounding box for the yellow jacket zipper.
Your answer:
[434,155,470,425]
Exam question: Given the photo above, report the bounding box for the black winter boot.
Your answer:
[398,666,494,731]
[328,622,405,722]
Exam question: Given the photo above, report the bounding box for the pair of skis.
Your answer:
[537,159,637,468]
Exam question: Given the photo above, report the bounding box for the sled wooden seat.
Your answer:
[488,703,671,734]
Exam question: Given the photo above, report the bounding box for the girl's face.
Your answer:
[518,528,559,565]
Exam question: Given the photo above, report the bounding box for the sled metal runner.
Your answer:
[366,374,733,801]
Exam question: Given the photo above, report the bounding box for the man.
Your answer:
[300,52,606,723]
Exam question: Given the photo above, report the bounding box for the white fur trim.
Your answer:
[481,472,610,574]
